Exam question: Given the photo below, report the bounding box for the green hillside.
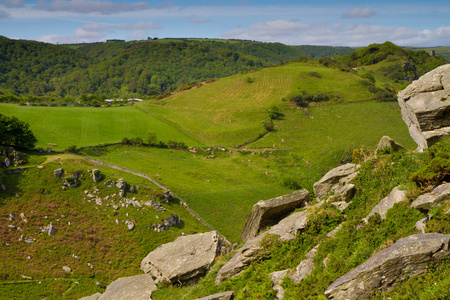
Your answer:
[0,154,209,299]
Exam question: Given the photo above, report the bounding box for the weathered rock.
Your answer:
[313,163,359,200]
[96,274,157,300]
[41,223,56,236]
[329,184,356,203]
[116,178,127,190]
[290,258,315,285]
[195,291,234,300]
[54,168,64,178]
[397,64,450,151]
[363,186,408,222]
[62,266,71,273]
[92,169,102,183]
[270,270,288,299]
[411,183,450,211]
[324,233,450,300]
[141,231,221,284]
[331,201,349,212]
[216,205,315,284]
[415,217,428,233]
[240,189,309,242]
[79,293,101,300]
[1,184,6,191]
[125,221,135,231]
[375,136,404,154]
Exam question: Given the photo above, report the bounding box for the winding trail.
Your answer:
[72,153,232,246]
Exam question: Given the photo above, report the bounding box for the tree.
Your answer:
[146,131,157,146]
[0,113,37,150]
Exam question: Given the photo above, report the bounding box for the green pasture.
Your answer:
[0,103,201,150]
[138,61,380,147]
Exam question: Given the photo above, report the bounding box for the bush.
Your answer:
[281,177,302,190]
[66,145,77,153]
[411,136,450,187]
[0,113,37,150]
[262,118,274,131]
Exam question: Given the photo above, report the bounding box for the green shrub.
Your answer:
[281,176,302,190]
[411,136,450,187]
[66,145,77,153]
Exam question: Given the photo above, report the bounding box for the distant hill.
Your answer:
[404,46,450,63]
[335,41,447,87]
[291,45,356,58]
[0,37,303,100]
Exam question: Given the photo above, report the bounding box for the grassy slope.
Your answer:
[0,154,209,299]
[0,104,202,150]
[138,60,378,147]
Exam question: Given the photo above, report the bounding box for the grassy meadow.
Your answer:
[0,103,202,151]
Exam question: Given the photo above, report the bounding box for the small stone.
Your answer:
[62,266,71,273]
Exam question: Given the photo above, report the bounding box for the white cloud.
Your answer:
[189,15,209,24]
[0,9,10,18]
[342,7,375,19]
[114,21,162,30]
[35,0,149,15]
[222,20,310,42]
[4,0,23,8]
[222,20,450,47]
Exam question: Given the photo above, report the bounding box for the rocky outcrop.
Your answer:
[397,64,450,151]
[411,182,450,211]
[93,274,157,300]
[91,169,102,183]
[270,270,288,300]
[324,233,450,300]
[375,136,404,154]
[141,231,221,284]
[54,168,64,178]
[363,186,408,222]
[313,163,359,200]
[195,291,234,300]
[216,205,315,284]
[240,189,309,242]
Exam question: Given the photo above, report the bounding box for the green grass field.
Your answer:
[0,104,202,151]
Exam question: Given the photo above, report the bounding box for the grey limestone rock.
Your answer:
[141,231,221,284]
[270,270,288,299]
[375,136,404,154]
[54,168,64,178]
[194,291,234,300]
[313,163,359,200]
[92,169,102,183]
[96,274,157,300]
[397,64,450,151]
[363,186,408,222]
[240,189,309,242]
[411,182,450,211]
[216,203,317,284]
[324,233,450,300]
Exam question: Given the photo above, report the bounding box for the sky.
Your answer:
[1,0,450,47]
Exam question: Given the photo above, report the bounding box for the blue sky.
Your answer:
[1,0,450,46]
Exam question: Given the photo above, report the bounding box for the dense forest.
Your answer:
[291,45,356,58]
[0,37,304,101]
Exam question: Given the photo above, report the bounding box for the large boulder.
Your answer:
[240,189,309,242]
[91,274,157,300]
[324,233,450,300]
[195,291,234,300]
[313,163,359,200]
[363,186,408,222]
[216,204,316,284]
[141,231,221,284]
[397,64,450,151]
[411,182,450,211]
